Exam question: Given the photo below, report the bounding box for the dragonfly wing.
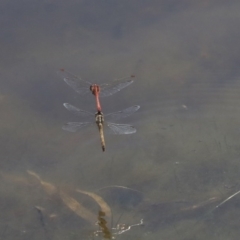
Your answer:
[107,122,137,134]
[100,76,134,97]
[62,122,91,132]
[57,69,90,95]
[63,103,94,118]
[105,105,140,121]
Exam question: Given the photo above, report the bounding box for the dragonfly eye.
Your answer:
[90,85,94,94]
[90,85,100,95]
[90,84,100,95]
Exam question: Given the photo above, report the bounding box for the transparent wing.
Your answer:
[62,122,91,132]
[105,105,140,121]
[100,76,134,97]
[107,122,137,134]
[57,69,91,95]
[63,103,94,119]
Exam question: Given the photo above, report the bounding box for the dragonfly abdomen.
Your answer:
[95,112,105,152]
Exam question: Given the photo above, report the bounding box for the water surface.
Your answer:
[1,1,240,239]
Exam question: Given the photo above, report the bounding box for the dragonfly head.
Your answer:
[90,84,100,96]
[95,111,104,124]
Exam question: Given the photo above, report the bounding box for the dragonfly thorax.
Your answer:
[95,112,104,124]
[90,84,100,96]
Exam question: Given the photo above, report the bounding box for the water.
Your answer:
[1,0,240,239]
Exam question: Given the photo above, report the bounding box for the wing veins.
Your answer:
[107,122,137,134]
[63,103,94,118]
[62,122,92,132]
[105,105,140,121]
[100,76,134,97]
[57,69,91,95]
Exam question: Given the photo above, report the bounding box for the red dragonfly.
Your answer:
[57,69,135,112]
[62,103,140,152]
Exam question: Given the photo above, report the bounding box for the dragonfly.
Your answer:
[57,69,135,112]
[62,103,140,152]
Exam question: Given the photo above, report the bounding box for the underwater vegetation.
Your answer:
[1,171,239,239]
